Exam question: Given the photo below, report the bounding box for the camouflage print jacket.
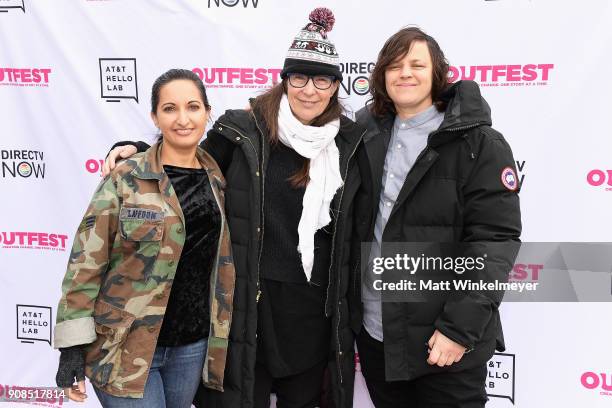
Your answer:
[54,142,236,398]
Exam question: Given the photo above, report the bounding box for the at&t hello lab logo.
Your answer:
[16,305,52,345]
[208,0,259,8]
[99,58,138,103]
[449,64,554,88]
[1,149,45,179]
[586,169,612,191]
[0,0,25,13]
[0,232,68,251]
[485,353,515,404]
[581,371,612,397]
[192,67,281,89]
[339,62,374,97]
[0,68,51,87]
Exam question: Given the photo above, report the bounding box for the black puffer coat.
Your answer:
[352,80,522,381]
[194,107,371,408]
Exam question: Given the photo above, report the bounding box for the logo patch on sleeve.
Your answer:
[501,167,518,191]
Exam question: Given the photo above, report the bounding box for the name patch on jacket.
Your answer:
[119,208,163,222]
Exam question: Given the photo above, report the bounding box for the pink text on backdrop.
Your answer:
[0,232,68,250]
[192,67,281,87]
[449,64,554,83]
[0,68,52,84]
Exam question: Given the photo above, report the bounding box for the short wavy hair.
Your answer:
[367,27,450,117]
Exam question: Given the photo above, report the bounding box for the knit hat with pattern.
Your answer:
[280,8,343,81]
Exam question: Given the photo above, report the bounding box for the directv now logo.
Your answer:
[208,0,260,8]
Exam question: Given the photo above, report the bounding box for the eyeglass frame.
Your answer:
[286,73,336,90]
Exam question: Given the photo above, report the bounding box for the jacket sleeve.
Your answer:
[54,175,120,348]
[202,125,236,175]
[434,130,522,350]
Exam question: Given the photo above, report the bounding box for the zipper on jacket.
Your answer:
[325,130,365,315]
[251,113,266,303]
[325,129,366,385]
[429,121,485,139]
[325,129,366,313]
[218,120,263,302]
[430,122,485,159]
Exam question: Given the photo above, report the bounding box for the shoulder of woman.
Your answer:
[213,108,259,136]
[215,108,253,125]
[109,152,146,180]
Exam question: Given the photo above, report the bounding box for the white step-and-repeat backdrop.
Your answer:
[1,0,611,407]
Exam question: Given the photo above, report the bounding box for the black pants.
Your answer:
[254,359,327,408]
[357,328,488,408]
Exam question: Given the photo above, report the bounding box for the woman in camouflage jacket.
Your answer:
[53,69,236,407]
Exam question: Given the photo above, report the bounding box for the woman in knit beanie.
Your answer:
[103,9,369,408]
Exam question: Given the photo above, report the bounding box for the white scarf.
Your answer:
[277,94,342,281]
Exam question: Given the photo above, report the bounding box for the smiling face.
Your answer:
[384,40,434,118]
[286,76,339,125]
[151,79,209,150]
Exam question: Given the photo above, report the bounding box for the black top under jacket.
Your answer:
[157,165,221,346]
[256,142,331,377]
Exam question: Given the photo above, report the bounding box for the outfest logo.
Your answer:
[586,169,612,191]
[192,67,281,89]
[581,372,612,397]
[0,232,68,251]
[85,159,105,176]
[509,263,542,282]
[0,68,51,87]
[449,64,554,88]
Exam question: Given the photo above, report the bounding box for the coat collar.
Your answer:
[357,81,493,150]
[129,142,212,226]
[131,142,209,181]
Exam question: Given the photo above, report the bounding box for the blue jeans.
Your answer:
[93,338,207,408]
